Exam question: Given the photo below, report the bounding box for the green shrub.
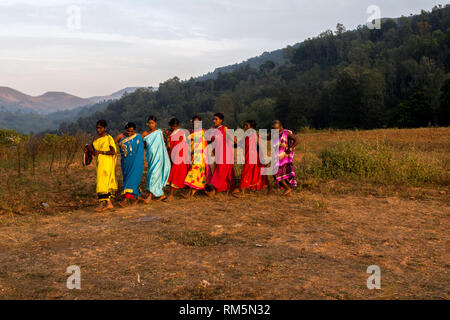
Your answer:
[300,140,448,186]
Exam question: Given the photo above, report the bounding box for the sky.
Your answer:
[0,0,444,97]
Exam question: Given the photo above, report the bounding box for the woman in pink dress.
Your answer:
[271,120,299,196]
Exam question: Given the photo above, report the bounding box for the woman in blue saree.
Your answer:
[114,122,144,207]
[140,115,171,202]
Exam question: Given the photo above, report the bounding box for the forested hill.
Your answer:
[61,5,450,135]
[194,44,300,81]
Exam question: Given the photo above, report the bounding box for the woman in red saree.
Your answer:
[233,120,269,197]
[205,113,235,197]
[166,118,189,201]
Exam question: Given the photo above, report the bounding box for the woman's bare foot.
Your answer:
[104,200,114,210]
[94,202,106,212]
[205,189,216,198]
[118,198,128,208]
[282,188,292,197]
[181,191,191,199]
[156,195,167,201]
[231,189,241,198]
[164,194,173,202]
[141,195,152,204]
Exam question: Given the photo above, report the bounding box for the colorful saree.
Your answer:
[167,129,189,189]
[93,134,118,201]
[209,125,235,192]
[144,129,171,197]
[118,134,144,198]
[240,131,269,190]
[184,129,208,190]
[273,129,297,188]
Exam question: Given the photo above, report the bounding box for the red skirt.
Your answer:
[210,163,234,192]
[240,163,269,190]
[167,163,188,189]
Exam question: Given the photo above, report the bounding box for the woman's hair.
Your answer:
[125,122,136,130]
[192,115,201,122]
[96,120,107,128]
[147,115,157,123]
[169,118,179,126]
[213,112,224,120]
[272,120,283,128]
[245,120,257,129]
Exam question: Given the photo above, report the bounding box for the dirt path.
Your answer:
[0,188,449,299]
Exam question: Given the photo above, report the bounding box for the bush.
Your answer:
[305,140,448,186]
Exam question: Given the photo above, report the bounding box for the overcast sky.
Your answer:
[0,0,443,97]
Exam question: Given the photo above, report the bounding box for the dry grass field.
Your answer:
[0,128,448,299]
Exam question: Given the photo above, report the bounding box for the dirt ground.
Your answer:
[0,181,448,300]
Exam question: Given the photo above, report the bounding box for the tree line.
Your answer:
[59,5,450,135]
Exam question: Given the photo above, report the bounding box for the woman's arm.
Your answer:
[286,132,299,154]
[141,131,149,149]
[114,133,125,144]
[95,145,116,156]
[223,126,238,146]
[94,135,117,156]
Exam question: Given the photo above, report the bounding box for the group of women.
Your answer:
[88,113,299,212]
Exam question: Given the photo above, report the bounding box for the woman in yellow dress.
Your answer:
[92,120,118,212]
[182,116,208,198]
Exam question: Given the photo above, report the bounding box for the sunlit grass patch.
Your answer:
[297,139,449,186]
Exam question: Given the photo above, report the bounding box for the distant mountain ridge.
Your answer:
[87,87,145,104]
[0,86,143,114]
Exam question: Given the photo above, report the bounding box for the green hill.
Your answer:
[195,44,299,81]
[62,5,450,135]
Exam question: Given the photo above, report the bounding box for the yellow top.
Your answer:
[93,134,118,196]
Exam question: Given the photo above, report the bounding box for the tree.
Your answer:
[214,94,236,128]
[260,60,276,75]
[329,69,364,128]
[238,98,277,129]
[437,78,450,126]
[393,92,434,127]
[275,88,292,126]
[336,23,346,35]
[360,69,387,128]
